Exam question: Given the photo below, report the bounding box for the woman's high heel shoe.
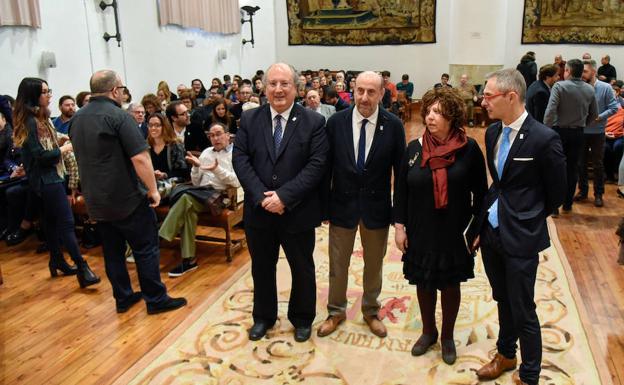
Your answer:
[49,256,78,277]
[76,261,101,288]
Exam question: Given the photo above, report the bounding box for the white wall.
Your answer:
[0,0,276,115]
[274,0,624,98]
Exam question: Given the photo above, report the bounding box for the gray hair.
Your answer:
[126,102,143,112]
[356,71,384,90]
[485,68,526,101]
[584,59,597,70]
[263,62,299,87]
[90,69,118,94]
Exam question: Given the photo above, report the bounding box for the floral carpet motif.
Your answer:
[125,225,604,385]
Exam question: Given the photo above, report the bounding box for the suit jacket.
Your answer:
[525,80,550,124]
[323,106,406,229]
[479,114,566,257]
[318,104,336,121]
[233,103,328,233]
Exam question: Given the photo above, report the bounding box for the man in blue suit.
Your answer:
[233,63,328,343]
[317,71,406,339]
[475,69,566,385]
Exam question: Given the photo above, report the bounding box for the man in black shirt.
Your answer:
[70,69,186,315]
[598,55,617,83]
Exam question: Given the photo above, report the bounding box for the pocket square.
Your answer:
[513,157,534,161]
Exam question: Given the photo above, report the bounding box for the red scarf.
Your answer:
[420,128,468,209]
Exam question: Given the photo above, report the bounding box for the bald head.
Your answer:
[90,70,119,94]
[264,62,298,85]
[356,71,384,90]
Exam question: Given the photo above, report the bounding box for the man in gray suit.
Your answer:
[305,89,335,122]
[543,58,598,212]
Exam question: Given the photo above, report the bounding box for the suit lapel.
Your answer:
[343,107,357,170]
[262,106,276,163]
[275,104,301,161]
[487,122,502,183]
[501,116,531,179]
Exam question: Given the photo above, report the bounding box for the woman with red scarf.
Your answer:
[394,88,487,365]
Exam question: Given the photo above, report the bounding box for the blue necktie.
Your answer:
[273,115,283,153]
[357,119,368,172]
[488,126,512,228]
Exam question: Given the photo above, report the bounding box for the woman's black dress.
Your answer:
[394,137,487,290]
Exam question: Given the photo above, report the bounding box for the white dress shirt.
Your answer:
[270,104,294,136]
[352,106,379,164]
[493,110,528,174]
[190,144,240,191]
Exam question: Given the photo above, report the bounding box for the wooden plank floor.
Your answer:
[1,105,623,385]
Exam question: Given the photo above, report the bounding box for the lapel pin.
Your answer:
[292,116,297,121]
[380,125,384,131]
[520,133,524,139]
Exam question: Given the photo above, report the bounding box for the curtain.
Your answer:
[0,0,41,28]
[158,0,240,34]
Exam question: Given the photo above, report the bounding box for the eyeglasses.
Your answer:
[42,89,52,95]
[113,85,127,92]
[268,81,293,89]
[133,110,146,115]
[177,111,190,117]
[482,92,508,101]
[148,123,162,128]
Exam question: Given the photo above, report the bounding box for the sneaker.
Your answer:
[168,259,198,277]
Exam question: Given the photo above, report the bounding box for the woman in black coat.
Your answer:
[394,88,487,364]
[13,77,100,288]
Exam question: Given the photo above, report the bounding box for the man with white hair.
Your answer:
[318,71,406,339]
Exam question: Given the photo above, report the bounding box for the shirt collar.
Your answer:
[212,144,233,153]
[270,103,294,123]
[353,105,379,127]
[505,110,528,132]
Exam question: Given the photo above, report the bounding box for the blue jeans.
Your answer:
[98,200,168,306]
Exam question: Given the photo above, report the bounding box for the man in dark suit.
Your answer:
[233,63,328,343]
[525,64,559,124]
[317,71,406,339]
[475,69,566,385]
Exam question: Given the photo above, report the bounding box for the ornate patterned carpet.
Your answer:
[121,222,607,385]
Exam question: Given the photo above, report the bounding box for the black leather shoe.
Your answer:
[146,297,187,315]
[594,195,604,207]
[49,255,78,277]
[573,193,588,202]
[248,321,272,341]
[294,326,312,342]
[77,261,101,288]
[411,333,438,356]
[116,292,143,313]
[6,226,33,246]
[0,228,9,241]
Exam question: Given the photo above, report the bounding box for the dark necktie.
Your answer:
[357,119,368,172]
[274,115,283,153]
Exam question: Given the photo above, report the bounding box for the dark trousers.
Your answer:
[554,127,584,208]
[98,200,168,306]
[481,224,541,385]
[604,137,624,180]
[41,182,83,264]
[246,225,316,328]
[578,133,606,196]
[0,179,38,232]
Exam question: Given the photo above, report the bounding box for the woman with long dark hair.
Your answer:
[209,97,237,134]
[146,113,189,181]
[13,77,100,288]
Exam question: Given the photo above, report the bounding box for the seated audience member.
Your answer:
[176,84,187,99]
[298,74,308,88]
[121,87,132,110]
[211,77,224,93]
[248,94,261,106]
[311,77,321,90]
[76,91,91,108]
[605,83,624,183]
[157,81,176,111]
[166,100,208,156]
[177,89,195,113]
[191,78,207,107]
[225,80,240,104]
[335,81,351,104]
[434,73,452,89]
[159,122,240,277]
[335,70,345,85]
[230,85,252,120]
[127,103,148,138]
[223,74,232,91]
[348,77,356,95]
[147,113,189,183]
[296,84,307,105]
[382,70,398,103]
[320,76,328,87]
[396,74,414,100]
[457,74,478,126]
[305,88,335,121]
[614,80,624,107]
[141,93,161,116]
[598,55,617,84]
[253,78,266,100]
[324,88,350,112]
[526,64,559,124]
[210,97,238,134]
[53,95,76,134]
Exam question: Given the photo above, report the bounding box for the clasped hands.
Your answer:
[262,191,285,215]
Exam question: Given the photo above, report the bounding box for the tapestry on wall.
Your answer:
[286,0,436,46]
[522,0,624,44]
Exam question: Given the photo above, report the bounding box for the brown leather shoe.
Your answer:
[317,314,346,337]
[476,352,517,380]
[512,370,529,385]
[363,314,387,338]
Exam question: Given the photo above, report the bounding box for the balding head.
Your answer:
[356,71,384,91]
[90,70,118,94]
